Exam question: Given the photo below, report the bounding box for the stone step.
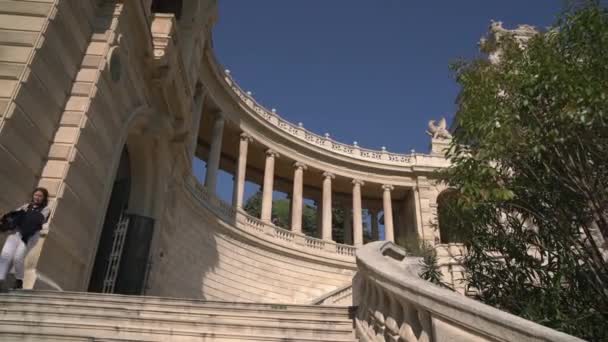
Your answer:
[0,310,354,338]
[1,332,154,342]
[0,301,354,330]
[0,318,357,342]
[0,295,351,321]
[0,291,357,341]
[4,290,351,317]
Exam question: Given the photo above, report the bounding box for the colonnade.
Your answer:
[202,113,401,246]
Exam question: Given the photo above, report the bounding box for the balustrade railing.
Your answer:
[205,50,448,168]
[354,241,583,342]
[185,175,357,259]
[305,237,325,251]
[310,283,354,306]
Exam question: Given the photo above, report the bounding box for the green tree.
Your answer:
[242,191,262,218]
[243,193,349,240]
[443,2,608,339]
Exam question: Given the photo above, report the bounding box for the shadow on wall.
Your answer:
[145,184,221,300]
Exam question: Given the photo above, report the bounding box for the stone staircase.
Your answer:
[0,290,357,342]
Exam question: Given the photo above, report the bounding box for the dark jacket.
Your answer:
[0,210,25,232]
[1,203,50,243]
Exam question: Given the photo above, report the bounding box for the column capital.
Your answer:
[265,149,280,158]
[382,184,394,192]
[240,132,253,142]
[293,162,308,170]
[352,179,365,186]
[322,171,335,180]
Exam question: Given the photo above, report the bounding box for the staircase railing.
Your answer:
[310,283,353,306]
[353,241,583,342]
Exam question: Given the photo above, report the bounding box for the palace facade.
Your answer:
[0,1,579,341]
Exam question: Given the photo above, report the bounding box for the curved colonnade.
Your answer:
[194,44,450,251]
[148,37,451,302]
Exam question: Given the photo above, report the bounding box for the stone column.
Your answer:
[188,85,206,161]
[322,172,335,241]
[352,179,364,246]
[343,205,352,244]
[261,150,279,222]
[290,162,307,233]
[315,200,322,238]
[232,133,252,208]
[382,184,395,242]
[204,112,224,194]
[370,209,379,241]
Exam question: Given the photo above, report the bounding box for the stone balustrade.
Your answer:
[353,241,583,342]
[185,175,357,259]
[310,284,354,306]
[206,50,448,169]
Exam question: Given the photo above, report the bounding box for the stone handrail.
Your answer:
[310,283,353,306]
[184,175,357,259]
[206,50,447,168]
[354,241,583,342]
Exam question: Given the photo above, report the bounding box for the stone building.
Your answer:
[0,1,581,341]
[0,0,454,297]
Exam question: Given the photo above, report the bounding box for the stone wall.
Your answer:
[435,243,467,294]
[27,1,164,290]
[146,184,356,303]
[0,0,96,212]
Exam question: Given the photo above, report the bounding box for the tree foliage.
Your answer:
[243,192,366,243]
[443,2,608,339]
[243,192,325,237]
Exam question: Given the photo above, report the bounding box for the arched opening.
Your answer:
[437,190,469,243]
[151,0,183,20]
[88,147,132,293]
[88,145,156,295]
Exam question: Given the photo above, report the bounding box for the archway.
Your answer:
[437,190,469,244]
[88,145,156,295]
[88,147,132,293]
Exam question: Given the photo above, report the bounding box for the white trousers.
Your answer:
[0,231,39,281]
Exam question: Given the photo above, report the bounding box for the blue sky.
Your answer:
[212,1,562,153]
[197,1,564,205]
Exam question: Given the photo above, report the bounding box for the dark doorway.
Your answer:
[151,0,183,20]
[88,147,155,295]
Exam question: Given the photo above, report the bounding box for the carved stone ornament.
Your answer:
[426,117,452,140]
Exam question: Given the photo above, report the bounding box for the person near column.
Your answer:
[0,187,50,290]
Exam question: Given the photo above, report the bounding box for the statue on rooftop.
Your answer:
[427,117,452,140]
